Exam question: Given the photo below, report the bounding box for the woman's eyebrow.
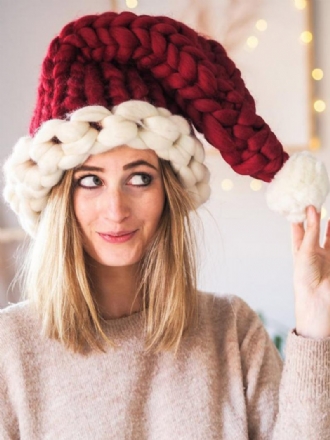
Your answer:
[74,165,104,173]
[74,160,158,173]
[123,160,158,171]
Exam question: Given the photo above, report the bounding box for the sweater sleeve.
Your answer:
[272,331,330,439]
[0,308,20,440]
[236,300,283,440]
[238,298,330,440]
[0,371,19,440]
[236,297,330,439]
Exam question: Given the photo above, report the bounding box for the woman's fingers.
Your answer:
[291,206,321,255]
[323,219,330,250]
[291,222,305,254]
[302,206,321,250]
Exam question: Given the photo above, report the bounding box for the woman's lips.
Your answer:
[97,231,137,244]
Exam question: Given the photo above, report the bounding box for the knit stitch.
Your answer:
[30,12,288,182]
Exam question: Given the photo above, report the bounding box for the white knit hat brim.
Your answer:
[3,100,211,236]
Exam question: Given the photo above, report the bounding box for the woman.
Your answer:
[1,11,330,439]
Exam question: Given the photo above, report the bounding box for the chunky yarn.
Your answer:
[4,101,210,236]
[5,11,328,230]
[266,152,329,222]
[29,11,288,182]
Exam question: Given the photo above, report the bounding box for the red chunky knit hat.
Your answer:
[30,11,287,182]
[3,11,329,236]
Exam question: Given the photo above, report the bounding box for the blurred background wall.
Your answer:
[1,0,329,344]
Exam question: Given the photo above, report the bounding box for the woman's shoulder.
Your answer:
[0,300,34,321]
[198,291,258,319]
[0,301,39,347]
[197,291,264,340]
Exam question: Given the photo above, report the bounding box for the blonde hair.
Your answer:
[22,160,199,354]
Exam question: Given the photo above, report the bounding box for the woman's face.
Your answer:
[72,146,165,268]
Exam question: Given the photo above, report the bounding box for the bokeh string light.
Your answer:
[314,99,326,113]
[312,68,324,80]
[295,0,307,10]
[221,179,234,191]
[243,0,325,172]
[292,0,325,160]
[300,30,313,44]
[250,179,263,192]
[255,19,268,32]
[126,0,138,8]
[246,36,259,49]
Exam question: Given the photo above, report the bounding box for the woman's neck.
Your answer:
[88,261,142,319]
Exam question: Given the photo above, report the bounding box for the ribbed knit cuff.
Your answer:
[283,330,330,400]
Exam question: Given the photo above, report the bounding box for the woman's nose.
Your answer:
[102,188,130,223]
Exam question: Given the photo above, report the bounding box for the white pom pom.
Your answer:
[266,151,330,222]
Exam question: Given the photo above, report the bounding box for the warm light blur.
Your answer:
[295,0,307,10]
[221,179,234,191]
[250,179,263,191]
[312,68,324,81]
[126,0,138,8]
[246,36,259,49]
[309,136,321,151]
[300,31,313,44]
[256,19,268,32]
[321,206,327,220]
[314,100,326,113]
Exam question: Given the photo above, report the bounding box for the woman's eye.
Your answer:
[77,175,102,188]
[129,173,152,186]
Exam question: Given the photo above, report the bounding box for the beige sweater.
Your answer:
[0,292,329,440]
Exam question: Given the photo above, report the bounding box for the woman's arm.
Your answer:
[272,205,330,438]
[272,331,330,439]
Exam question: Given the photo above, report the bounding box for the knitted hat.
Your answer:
[3,11,329,236]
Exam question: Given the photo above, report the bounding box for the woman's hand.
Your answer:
[291,205,330,339]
